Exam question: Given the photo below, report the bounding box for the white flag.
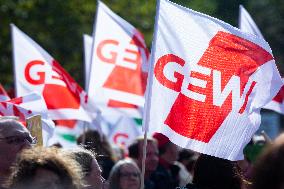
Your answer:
[108,116,143,149]
[88,1,149,110]
[12,24,99,122]
[144,0,282,160]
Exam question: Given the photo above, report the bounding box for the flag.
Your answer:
[143,0,282,160]
[11,24,99,122]
[87,1,149,110]
[239,5,284,114]
[84,1,149,146]
[0,92,55,146]
[0,84,10,102]
[107,116,143,149]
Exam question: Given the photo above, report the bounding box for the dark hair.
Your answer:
[6,147,83,189]
[128,137,157,159]
[178,149,196,162]
[252,142,284,189]
[77,130,114,160]
[193,154,243,189]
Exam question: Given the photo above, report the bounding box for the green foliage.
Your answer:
[0,0,283,92]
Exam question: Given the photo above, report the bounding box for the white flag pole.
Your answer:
[140,0,161,189]
[86,0,100,93]
[140,131,148,189]
[10,24,18,97]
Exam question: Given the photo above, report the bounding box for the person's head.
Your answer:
[152,132,178,164]
[108,159,141,189]
[0,117,34,176]
[193,154,244,189]
[178,149,199,174]
[128,137,159,174]
[77,130,114,160]
[6,147,83,189]
[66,147,106,189]
[252,142,284,189]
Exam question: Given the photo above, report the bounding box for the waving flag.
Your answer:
[87,1,149,111]
[144,0,282,160]
[107,116,143,149]
[84,1,148,146]
[0,92,55,145]
[239,5,284,114]
[12,24,98,122]
[0,84,10,102]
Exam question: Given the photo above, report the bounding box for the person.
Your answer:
[128,136,159,189]
[186,154,245,189]
[6,147,83,189]
[251,140,284,189]
[151,132,180,189]
[108,159,141,189]
[77,130,115,179]
[0,117,34,188]
[66,147,106,189]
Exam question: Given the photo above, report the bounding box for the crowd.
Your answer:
[0,116,284,189]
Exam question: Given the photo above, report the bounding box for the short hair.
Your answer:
[193,154,243,189]
[65,147,96,177]
[128,136,157,159]
[108,158,141,189]
[6,147,83,189]
[252,142,284,189]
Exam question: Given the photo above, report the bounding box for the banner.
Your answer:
[143,0,282,160]
[12,24,98,122]
[239,5,284,114]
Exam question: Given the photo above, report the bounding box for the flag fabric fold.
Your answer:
[238,5,284,114]
[143,0,282,160]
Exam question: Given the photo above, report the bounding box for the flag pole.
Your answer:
[140,0,161,188]
[82,121,87,145]
[140,131,148,189]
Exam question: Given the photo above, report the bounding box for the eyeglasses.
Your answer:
[120,172,140,178]
[0,135,37,145]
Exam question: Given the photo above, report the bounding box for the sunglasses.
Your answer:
[0,135,37,145]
